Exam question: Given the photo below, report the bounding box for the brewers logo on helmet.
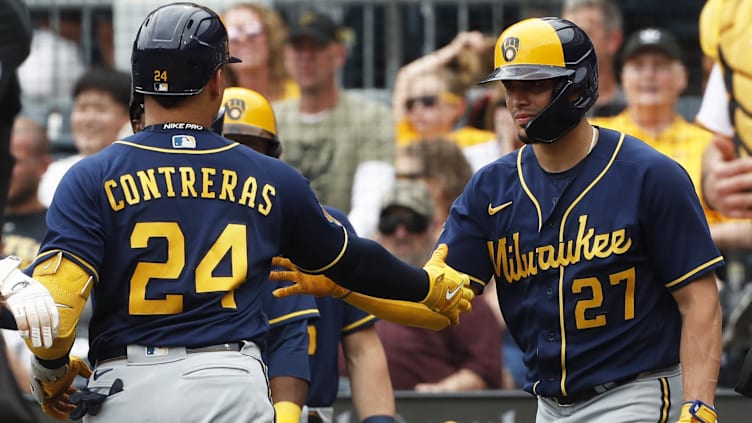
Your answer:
[221,87,282,158]
[481,17,598,143]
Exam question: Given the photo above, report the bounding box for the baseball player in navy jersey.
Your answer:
[221,86,320,423]
[302,206,394,423]
[261,270,320,423]
[17,3,472,422]
[221,87,395,423]
[449,17,720,423]
[277,16,724,423]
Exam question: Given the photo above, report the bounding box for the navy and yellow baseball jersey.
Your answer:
[306,207,377,408]
[439,127,724,398]
[262,278,319,381]
[32,124,359,365]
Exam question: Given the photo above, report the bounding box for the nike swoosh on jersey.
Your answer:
[55,303,73,309]
[93,368,113,380]
[445,284,463,301]
[488,201,513,216]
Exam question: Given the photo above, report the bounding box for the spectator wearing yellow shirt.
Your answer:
[392,32,500,172]
[591,27,750,250]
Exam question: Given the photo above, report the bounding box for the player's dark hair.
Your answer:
[73,66,132,112]
[149,95,189,110]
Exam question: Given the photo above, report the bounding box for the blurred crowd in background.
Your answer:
[4,1,750,418]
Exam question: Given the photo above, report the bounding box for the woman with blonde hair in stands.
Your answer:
[392,32,501,172]
[223,3,299,102]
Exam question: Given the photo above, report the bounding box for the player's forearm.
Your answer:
[415,368,487,392]
[344,329,395,420]
[270,375,308,407]
[327,236,429,301]
[676,277,722,404]
[344,292,450,331]
[28,251,94,360]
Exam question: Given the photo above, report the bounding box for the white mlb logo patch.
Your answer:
[154,82,169,92]
[172,135,196,149]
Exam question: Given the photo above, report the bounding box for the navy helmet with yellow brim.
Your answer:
[480,17,598,143]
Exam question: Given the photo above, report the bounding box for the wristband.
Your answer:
[682,400,717,423]
[273,400,301,423]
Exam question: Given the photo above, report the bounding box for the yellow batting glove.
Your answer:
[421,244,474,325]
[677,400,717,423]
[270,257,351,299]
[30,355,92,420]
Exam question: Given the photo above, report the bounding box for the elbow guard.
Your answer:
[28,252,95,360]
[345,292,451,331]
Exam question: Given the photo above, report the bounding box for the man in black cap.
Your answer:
[273,10,395,239]
[590,27,725,227]
[593,27,752,390]
[594,27,752,251]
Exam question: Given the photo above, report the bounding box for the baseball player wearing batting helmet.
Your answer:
[439,17,723,422]
[222,87,398,423]
[222,87,283,158]
[221,86,320,423]
[18,2,471,421]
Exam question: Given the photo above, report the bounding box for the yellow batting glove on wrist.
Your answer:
[677,400,717,423]
[421,244,474,325]
[30,355,92,420]
[270,256,351,299]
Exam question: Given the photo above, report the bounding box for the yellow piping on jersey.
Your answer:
[664,256,724,289]
[297,225,349,274]
[114,140,239,154]
[35,249,99,282]
[517,145,543,232]
[468,274,487,288]
[342,314,376,333]
[557,130,625,397]
[267,308,319,326]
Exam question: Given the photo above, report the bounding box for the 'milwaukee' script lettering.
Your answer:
[487,215,631,283]
[103,166,276,215]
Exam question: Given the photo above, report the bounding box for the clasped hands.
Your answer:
[269,244,474,325]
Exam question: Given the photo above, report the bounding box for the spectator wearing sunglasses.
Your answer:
[392,32,501,172]
[375,179,503,391]
[223,3,299,103]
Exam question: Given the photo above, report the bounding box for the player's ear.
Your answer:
[207,69,224,98]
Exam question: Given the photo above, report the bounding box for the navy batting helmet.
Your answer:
[132,2,240,96]
[480,17,598,143]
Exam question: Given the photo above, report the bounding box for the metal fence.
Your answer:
[22,0,563,92]
[20,0,557,149]
[18,0,707,149]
